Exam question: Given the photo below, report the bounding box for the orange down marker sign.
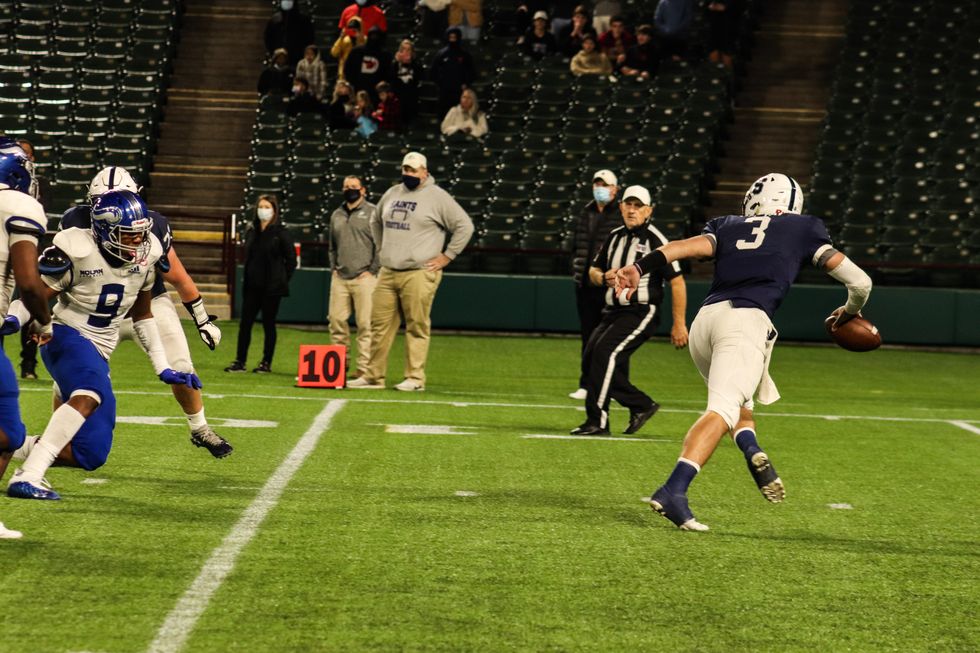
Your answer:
[297,345,346,388]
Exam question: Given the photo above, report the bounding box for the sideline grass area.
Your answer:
[2,322,978,652]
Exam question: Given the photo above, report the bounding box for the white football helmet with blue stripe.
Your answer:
[742,173,804,216]
[87,166,140,204]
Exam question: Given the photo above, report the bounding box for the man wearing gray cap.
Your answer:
[348,152,474,391]
[568,169,623,400]
[571,184,688,436]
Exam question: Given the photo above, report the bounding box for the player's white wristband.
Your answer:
[133,317,170,375]
[827,256,872,315]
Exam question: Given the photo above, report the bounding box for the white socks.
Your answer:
[186,408,207,433]
[12,435,39,461]
[13,404,86,484]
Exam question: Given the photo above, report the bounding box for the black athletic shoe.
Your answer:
[649,486,709,531]
[623,401,660,435]
[224,360,246,373]
[20,369,37,380]
[570,422,610,436]
[190,427,234,459]
[252,360,271,373]
[747,451,785,503]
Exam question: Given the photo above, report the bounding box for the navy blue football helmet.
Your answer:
[91,189,152,265]
[0,137,38,199]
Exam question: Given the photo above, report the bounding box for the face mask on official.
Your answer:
[593,186,611,204]
[257,207,274,222]
[402,174,421,190]
[343,188,362,204]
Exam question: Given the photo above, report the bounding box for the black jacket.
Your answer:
[243,220,297,296]
[264,8,316,65]
[258,65,294,95]
[429,44,476,97]
[570,199,622,287]
[344,35,391,99]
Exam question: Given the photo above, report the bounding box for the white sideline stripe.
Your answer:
[523,434,671,443]
[20,386,980,426]
[146,399,346,653]
[949,420,980,435]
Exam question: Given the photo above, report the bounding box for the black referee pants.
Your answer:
[582,305,659,429]
[575,284,608,388]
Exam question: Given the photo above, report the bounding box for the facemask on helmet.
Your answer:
[742,173,804,217]
[0,138,38,199]
[91,190,152,266]
[88,166,141,205]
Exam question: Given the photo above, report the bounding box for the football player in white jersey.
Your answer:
[5,190,201,500]
[0,138,53,536]
[61,167,232,458]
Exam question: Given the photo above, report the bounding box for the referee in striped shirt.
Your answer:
[571,185,689,436]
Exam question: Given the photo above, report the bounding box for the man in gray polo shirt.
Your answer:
[328,175,381,379]
[348,151,474,391]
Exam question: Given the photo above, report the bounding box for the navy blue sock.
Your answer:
[662,458,699,495]
[734,428,762,459]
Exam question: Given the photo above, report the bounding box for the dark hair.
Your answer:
[343,175,365,188]
[256,194,280,223]
[305,44,318,55]
[610,15,626,25]
[573,5,589,18]
[295,76,309,89]
[637,24,654,36]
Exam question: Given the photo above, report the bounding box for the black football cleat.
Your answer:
[747,451,784,503]
[623,401,660,434]
[190,428,234,459]
[570,423,610,436]
[649,487,709,531]
[224,360,246,373]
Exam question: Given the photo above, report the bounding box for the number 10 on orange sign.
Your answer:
[297,345,346,388]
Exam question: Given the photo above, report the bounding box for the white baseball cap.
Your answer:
[533,10,548,21]
[622,185,652,206]
[402,151,427,169]
[593,169,617,186]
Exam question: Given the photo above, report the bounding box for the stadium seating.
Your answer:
[0,0,181,223]
[809,0,978,287]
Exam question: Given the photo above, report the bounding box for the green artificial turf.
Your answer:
[2,323,978,652]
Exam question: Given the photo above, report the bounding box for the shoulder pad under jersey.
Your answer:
[52,227,96,260]
[2,191,46,237]
[38,245,72,276]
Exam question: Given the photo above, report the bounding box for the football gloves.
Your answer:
[184,296,221,350]
[159,368,203,389]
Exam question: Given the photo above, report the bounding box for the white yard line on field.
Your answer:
[145,399,346,653]
[948,420,980,435]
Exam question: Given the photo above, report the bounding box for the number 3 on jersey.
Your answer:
[87,283,126,328]
[736,216,772,250]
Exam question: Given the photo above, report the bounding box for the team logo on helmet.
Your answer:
[0,137,38,199]
[742,173,804,217]
[91,190,152,266]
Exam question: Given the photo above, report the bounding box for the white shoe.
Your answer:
[347,377,383,389]
[0,522,23,539]
[568,388,587,400]
[394,379,424,392]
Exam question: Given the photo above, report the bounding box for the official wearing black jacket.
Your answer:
[568,169,623,398]
[226,195,297,373]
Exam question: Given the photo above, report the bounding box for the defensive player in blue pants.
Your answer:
[0,139,54,536]
[615,173,874,531]
[5,190,200,500]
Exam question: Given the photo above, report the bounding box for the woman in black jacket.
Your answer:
[225,195,297,373]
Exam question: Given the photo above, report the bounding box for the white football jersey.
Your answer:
[0,187,46,317]
[45,227,164,359]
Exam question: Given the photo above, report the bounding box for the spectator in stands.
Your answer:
[345,26,391,101]
[558,6,596,58]
[519,10,558,59]
[448,0,483,43]
[430,27,477,118]
[372,81,401,130]
[328,80,358,129]
[287,77,321,116]
[390,39,424,126]
[226,195,296,374]
[441,88,488,140]
[654,0,694,61]
[620,24,660,80]
[707,0,743,69]
[567,169,622,400]
[331,16,366,80]
[257,48,294,95]
[295,45,328,101]
[339,0,387,35]
[264,0,316,66]
[420,0,451,40]
[354,90,378,138]
[570,33,611,76]
[599,15,635,64]
[549,0,577,39]
[516,0,548,35]
[592,0,621,34]
[15,139,48,380]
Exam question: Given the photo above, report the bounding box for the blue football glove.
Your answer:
[159,368,203,390]
[0,315,21,337]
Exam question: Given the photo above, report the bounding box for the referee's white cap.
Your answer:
[622,185,652,206]
[592,169,617,185]
[402,151,427,169]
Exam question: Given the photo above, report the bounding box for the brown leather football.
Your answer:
[825,313,882,352]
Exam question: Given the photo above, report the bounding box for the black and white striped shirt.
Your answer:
[592,222,682,307]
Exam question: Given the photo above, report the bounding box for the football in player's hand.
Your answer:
[825,309,882,352]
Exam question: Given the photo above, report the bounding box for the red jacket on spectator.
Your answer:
[372,93,401,130]
[339,3,387,34]
[598,28,635,59]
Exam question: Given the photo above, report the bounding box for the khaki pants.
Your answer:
[365,267,442,386]
[328,271,378,375]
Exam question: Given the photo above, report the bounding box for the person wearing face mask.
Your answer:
[264,0,316,66]
[571,185,688,436]
[339,0,388,37]
[429,27,477,119]
[286,77,321,116]
[327,176,381,381]
[567,169,624,400]
[344,26,391,102]
[226,195,296,374]
[348,152,474,392]
[331,16,365,79]
[258,48,294,95]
